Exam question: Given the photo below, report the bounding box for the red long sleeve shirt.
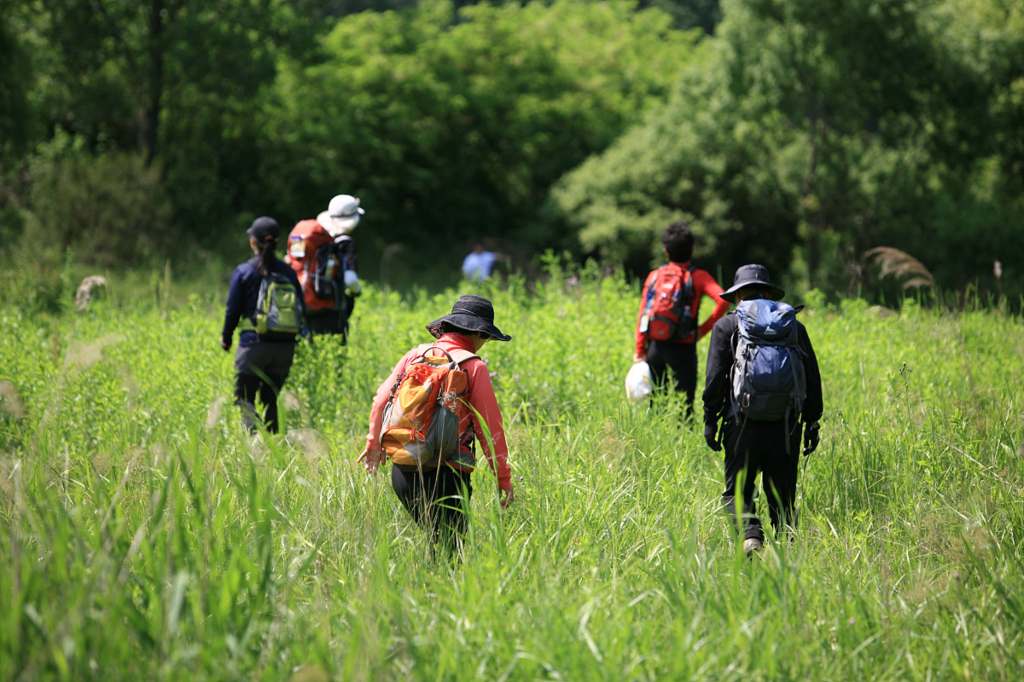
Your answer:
[365,333,512,491]
[635,263,728,356]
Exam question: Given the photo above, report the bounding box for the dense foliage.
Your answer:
[553,0,1024,300]
[260,0,695,288]
[0,0,1020,298]
[1,274,1023,679]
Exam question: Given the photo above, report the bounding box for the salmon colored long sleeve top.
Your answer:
[364,333,513,491]
[634,263,729,357]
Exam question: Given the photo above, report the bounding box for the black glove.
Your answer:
[803,421,820,456]
[704,421,722,452]
[220,335,231,352]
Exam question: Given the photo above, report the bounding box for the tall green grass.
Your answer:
[1,271,1023,681]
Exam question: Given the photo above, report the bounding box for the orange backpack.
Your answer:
[285,219,338,312]
[380,346,478,470]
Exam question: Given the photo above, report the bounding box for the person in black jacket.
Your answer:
[702,265,823,554]
[221,217,305,434]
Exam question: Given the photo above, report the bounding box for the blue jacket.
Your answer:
[222,255,304,347]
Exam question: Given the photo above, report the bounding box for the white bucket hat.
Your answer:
[317,194,365,236]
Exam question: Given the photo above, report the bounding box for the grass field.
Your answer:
[2,268,1023,681]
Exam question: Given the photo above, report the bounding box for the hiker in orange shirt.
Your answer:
[634,222,729,418]
[359,295,515,553]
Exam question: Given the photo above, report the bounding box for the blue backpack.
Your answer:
[730,299,807,421]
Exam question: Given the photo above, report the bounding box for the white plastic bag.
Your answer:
[625,361,654,403]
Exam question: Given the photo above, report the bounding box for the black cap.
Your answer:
[720,264,786,303]
[426,294,512,342]
[247,216,280,242]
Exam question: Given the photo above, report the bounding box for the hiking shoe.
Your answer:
[743,538,763,555]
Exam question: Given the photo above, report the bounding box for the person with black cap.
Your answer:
[221,216,305,434]
[702,264,823,554]
[358,294,515,552]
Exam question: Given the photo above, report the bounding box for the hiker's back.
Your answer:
[286,219,342,313]
[730,299,806,421]
[640,263,697,343]
[221,217,301,434]
[380,343,479,470]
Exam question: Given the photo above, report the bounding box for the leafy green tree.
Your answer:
[0,7,31,157]
[9,0,326,255]
[553,0,1024,300]
[261,0,695,285]
[639,0,720,32]
[29,0,303,164]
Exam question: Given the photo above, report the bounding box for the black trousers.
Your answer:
[306,298,354,342]
[391,465,473,553]
[234,341,295,433]
[647,340,698,417]
[721,415,802,542]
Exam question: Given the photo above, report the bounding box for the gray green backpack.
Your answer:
[254,272,302,340]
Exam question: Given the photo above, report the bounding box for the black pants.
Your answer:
[234,341,295,433]
[721,416,802,542]
[306,299,353,343]
[391,465,473,553]
[648,340,698,417]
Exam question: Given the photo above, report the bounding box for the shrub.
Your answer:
[23,150,174,268]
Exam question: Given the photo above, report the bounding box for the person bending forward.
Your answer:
[359,295,515,553]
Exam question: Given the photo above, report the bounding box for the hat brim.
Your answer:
[720,281,785,303]
[246,227,279,240]
[317,211,360,236]
[426,313,512,342]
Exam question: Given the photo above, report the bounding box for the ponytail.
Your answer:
[257,235,277,278]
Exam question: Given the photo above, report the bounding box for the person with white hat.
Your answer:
[285,194,365,341]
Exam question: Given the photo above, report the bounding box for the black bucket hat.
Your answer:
[427,294,512,342]
[720,264,785,303]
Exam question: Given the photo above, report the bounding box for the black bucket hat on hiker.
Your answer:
[247,216,280,242]
[427,294,512,342]
[720,264,786,303]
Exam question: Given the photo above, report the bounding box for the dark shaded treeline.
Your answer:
[1,0,1021,302]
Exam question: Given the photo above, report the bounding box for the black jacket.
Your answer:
[702,308,823,427]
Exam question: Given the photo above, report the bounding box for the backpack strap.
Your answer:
[640,269,659,329]
[238,257,265,331]
[682,265,695,302]
[448,349,479,365]
[414,345,479,366]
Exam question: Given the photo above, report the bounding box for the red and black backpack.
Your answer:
[639,264,697,342]
[285,220,347,313]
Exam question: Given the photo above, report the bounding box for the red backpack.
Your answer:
[639,264,697,342]
[285,219,339,312]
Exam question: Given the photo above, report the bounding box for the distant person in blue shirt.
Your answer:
[462,242,504,281]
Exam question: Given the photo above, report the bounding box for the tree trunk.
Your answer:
[142,0,163,167]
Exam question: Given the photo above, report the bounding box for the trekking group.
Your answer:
[221,208,822,557]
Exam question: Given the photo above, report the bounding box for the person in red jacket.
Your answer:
[634,222,729,418]
[359,295,515,553]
